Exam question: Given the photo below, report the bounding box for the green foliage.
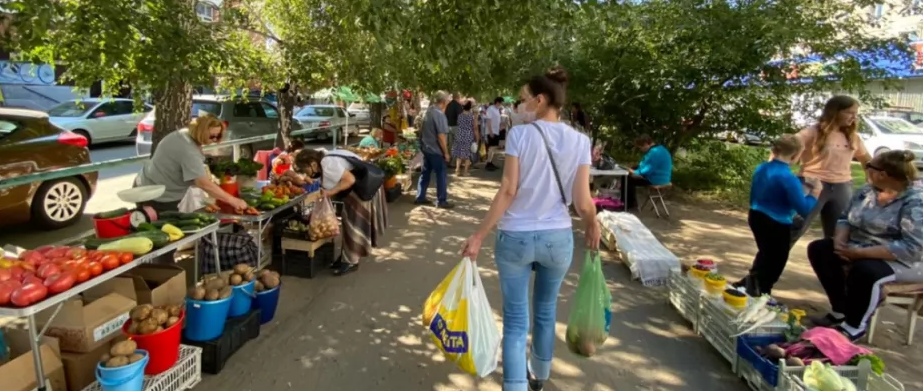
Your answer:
[671,140,767,202]
[560,0,906,151]
[847,354,885,376]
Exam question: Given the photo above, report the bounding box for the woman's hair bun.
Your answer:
[904,150,916,162]
[545,66,569,85]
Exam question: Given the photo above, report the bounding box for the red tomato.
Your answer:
[11,282,47,307]
[46,247,69,259]
[0,269,10,282]
[100,255,120,271]
[87,262,103,277]
[0,284,13,306]
[33,246,55,255]
[22,275,43,286]
[74,268,90,283]
[118,252,134,265]
[66,248,87,259]
[36,264,61,279]
[44,273,75,294]
[9,267,24,280]
[18,262,34,272]
[19,251,46,267]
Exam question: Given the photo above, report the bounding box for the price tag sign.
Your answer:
[93,312,129,342]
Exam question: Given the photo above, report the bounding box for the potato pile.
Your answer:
[308,213,338,241]
[126,304,183,335]
[99,340,145,368]
[187,263,255,302]
[254,269,281,293]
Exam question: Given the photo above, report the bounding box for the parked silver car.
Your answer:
[293,105,359,140]
[347,103,371,128]
[135,95,280,157]
[47,98,152,145]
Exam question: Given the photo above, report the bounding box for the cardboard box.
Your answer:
[36,278,137,353]
[61,341,111,391]
[122,264,187,307]
[0,334,66,391]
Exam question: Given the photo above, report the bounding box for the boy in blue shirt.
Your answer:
[739,134,819,295]
[626,134,673,209]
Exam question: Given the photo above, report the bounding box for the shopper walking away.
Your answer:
[806,150,923,341]
[445,93,464,155]
[293,148,388,276]
[742,135,819,295]
[415,91,454,208]
[459,66,600,391]
[452,101,480,176]
[485,97,504,171]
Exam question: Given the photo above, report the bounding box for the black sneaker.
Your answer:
[485,163,498,171]
[809,313,846,328]
[437,202,454,209]
[414,198,431,206]
[527,368,544,391]
[332,262,359,276]
[328,255,345,270]
[835,325,866,342]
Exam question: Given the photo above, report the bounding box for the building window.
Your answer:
[195,1,217,22]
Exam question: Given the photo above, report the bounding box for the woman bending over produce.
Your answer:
[294,149,388,276]
[807,150,923,341]
[135,115,248,213]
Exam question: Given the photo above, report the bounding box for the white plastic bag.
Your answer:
[423,258,500,377]
[178,187,208,213]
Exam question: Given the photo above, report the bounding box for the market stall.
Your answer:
[0,196,221,391]
[668,260,907,391]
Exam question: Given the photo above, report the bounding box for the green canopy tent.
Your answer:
[363,93,382,103]
[503,96,516,104]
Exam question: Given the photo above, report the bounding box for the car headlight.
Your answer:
[904,141,923,150]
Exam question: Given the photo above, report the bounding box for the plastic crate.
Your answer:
[81,345,203,391]
[781,365,902,391]
[737,335,788,387]
[668,272,703,329]
[281,242,336,279]
[182,309,261,374]
[698,297,789,370]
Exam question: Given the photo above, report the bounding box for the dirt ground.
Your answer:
[195,168,922,391]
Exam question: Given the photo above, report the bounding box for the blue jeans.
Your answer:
[416,151,448,204]
[495,228,574,391]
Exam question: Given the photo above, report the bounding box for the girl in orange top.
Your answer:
[791,95,871,244]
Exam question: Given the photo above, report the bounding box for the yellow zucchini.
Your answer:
[161,223,185,241]
[98,237,155,255]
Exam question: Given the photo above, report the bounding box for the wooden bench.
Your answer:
[867,282,923,345]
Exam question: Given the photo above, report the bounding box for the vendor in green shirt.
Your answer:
[358,128,383,148]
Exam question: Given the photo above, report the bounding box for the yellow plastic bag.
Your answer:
[478,143,487,160]
[423,258,500,377]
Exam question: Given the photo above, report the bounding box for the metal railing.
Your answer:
[0,123,346,191]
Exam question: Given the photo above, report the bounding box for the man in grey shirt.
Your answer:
[415,90,453,209]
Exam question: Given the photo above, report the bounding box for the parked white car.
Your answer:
[859,115,923,168]
[292,105,359,140]
[347,103,371,128]
[47,98,152,145]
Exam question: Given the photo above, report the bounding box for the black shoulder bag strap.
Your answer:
[530,123,567,205]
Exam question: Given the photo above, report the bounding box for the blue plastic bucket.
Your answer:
[252,284,281,324]
[184,296,232,341]
[228,280,256,318]
[95,350,148,391]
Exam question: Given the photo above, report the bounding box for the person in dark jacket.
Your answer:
[444,93,464,161]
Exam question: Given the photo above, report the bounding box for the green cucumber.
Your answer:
[95,208,129,219]
[178,225,204,231]
[173,218,201,226]
[158,211,185,219]
[84,230,171,249]
[136,222,157,232]
[151,221,169,228]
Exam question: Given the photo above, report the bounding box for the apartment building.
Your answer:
[853,1,923,110]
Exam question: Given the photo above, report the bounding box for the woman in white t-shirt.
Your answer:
[459,67,600,391]
[294,149,388,276]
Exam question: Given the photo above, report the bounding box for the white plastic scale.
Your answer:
[116,185,166,228]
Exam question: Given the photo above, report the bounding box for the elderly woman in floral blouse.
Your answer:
[807,149,923,341]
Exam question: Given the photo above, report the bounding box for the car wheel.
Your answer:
[73,129,92,145]
[875,147,890,157]
[31,177,88,229]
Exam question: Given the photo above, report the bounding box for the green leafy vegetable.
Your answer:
[847,354,884,376]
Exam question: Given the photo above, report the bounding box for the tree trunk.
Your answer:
[151,80,193,155]
[275,88,296,149]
